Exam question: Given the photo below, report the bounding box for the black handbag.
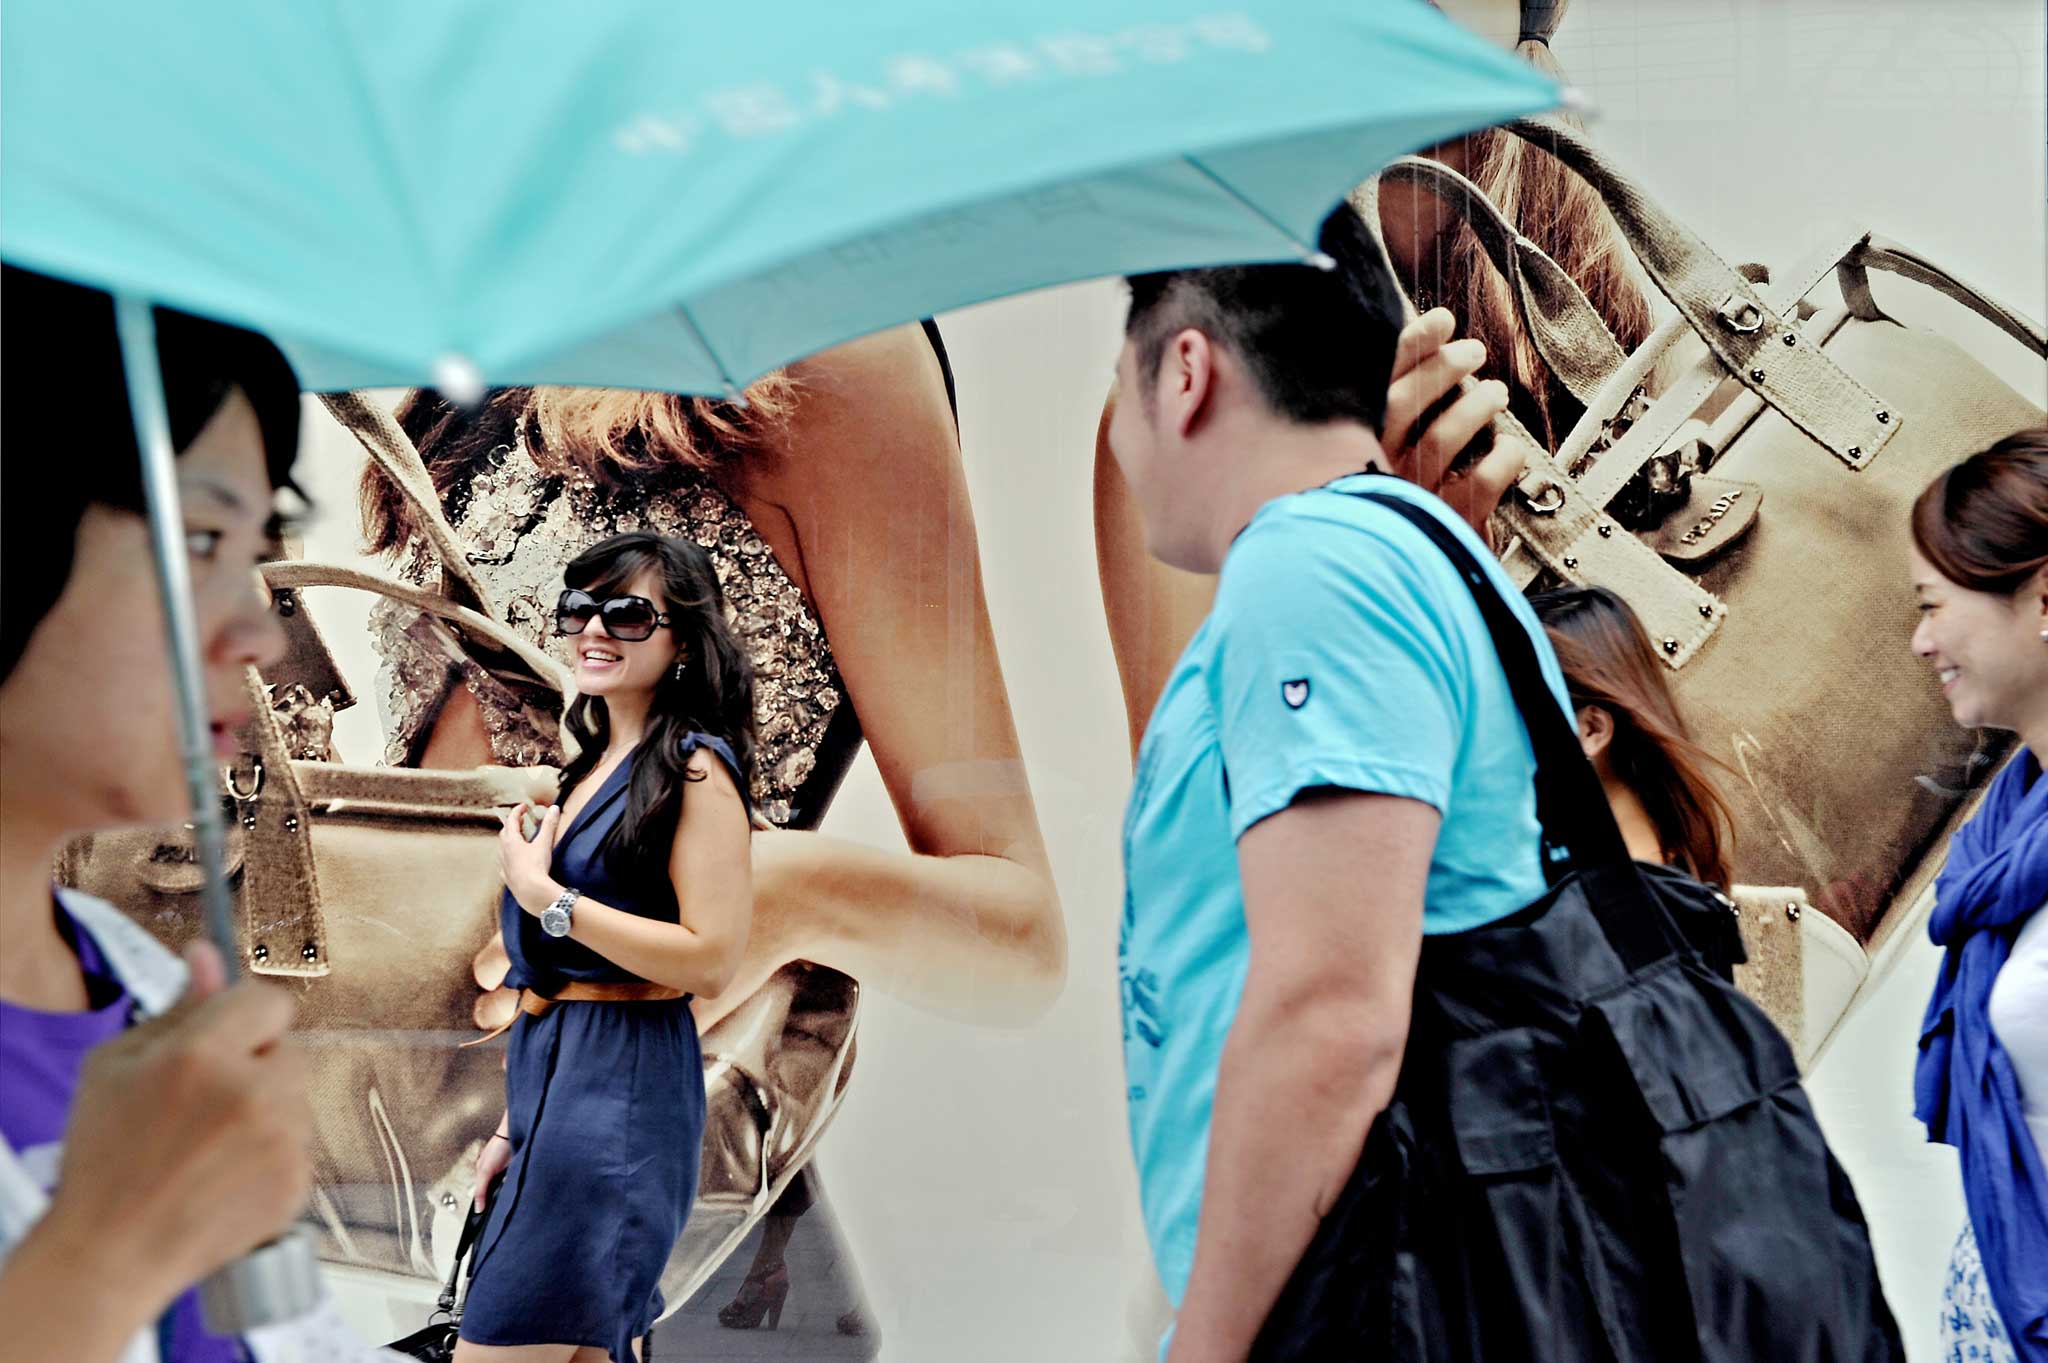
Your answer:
[1249,492,1905,1362]
[384,1180,493,1362]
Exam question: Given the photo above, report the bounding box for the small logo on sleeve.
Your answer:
[1281,678,1311,710]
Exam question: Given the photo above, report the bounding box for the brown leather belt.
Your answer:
[462,981,686,1046]
[521,980,684,1015]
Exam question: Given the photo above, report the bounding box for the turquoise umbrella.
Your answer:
[4,0,1560,1333]
[4,0,1563,399]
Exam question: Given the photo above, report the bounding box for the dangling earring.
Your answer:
[672,658,688,681]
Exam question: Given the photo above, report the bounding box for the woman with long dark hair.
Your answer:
[358,322,1060,1342]
[1906,429,2047,1362]
[1528,584,1734,889]
[456,532,757,1363]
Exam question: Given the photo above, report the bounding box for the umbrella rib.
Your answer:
[1180,156,1337,271]
[674,302,746,406]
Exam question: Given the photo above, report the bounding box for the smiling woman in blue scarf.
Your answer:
[1907,426,2048,1363]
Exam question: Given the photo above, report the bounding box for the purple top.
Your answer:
[0,903,243,1362]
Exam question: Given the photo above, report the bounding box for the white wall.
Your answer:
[306,2,2045,1358]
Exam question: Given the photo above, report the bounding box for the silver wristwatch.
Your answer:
[539,888,580,938]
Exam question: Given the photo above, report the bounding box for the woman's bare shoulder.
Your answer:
[740,322,958,518]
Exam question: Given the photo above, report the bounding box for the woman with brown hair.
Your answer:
[1528,586,1765,999]
[1531,586,1893,1070]
[354,321,1063,1344]
[1527,583,1734,890]
[1905,428,2047,1362]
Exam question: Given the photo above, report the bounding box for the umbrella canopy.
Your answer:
[4,0,1561,397]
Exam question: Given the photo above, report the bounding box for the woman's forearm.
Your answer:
[556,892,744,998]
[750,830,1065,1026]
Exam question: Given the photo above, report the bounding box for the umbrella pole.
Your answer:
[112,297,321,1333]
[111,298,241,981]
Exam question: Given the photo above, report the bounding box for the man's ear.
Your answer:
[1167,328,1217,441]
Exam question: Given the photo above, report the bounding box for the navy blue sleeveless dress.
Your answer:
[460,733,743,1360]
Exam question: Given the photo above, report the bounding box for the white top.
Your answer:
[0,889,404,1363]
[1989,903,2048,1168]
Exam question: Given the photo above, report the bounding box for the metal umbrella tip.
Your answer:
[433,352,488,407]
[1559,86,1597,118]
[1304,251,1338,272]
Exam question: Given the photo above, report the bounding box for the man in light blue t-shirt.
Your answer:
[1105,203,1574,1361]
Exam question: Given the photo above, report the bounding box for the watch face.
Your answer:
[541,905,571,937]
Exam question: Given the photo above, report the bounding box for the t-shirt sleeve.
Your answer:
[1209,508,1466,842]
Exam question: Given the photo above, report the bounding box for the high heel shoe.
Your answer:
[717,1262,790,1331]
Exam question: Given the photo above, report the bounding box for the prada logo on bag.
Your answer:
[1680,488,1746,545]
[1281,679,1311,710]
[1644,474,1763,567]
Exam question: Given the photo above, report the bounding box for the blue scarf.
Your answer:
[1916,747,2048,1359]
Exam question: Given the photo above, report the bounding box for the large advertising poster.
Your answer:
[47,2,2044,1360]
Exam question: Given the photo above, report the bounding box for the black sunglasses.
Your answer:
[555,589,671,642]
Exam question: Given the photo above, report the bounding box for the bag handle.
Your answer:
[317,392,497,616]
[1488,224,1877,667]
[435,1179,496,1317]
[226,560,566,981]
[1500,118,1899,472]
[1838,234,2047,356]
[262,560,571,696]
[1373,157,1628,406]
[1523,223,2047,538]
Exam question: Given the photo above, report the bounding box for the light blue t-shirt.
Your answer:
[1118,473,1573,1311]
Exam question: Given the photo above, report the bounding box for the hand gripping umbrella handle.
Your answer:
[115,297,323,1334]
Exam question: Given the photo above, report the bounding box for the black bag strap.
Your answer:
[1350,492,1688,972]
[1354,492,1626,872]
[1343,499,1712,965]
[435,1180,496,1317]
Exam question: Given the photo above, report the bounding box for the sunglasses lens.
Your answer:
[602,599,657,641]
[555,592,598,635]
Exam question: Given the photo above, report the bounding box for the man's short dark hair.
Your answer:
[1124,202,1405,432]
[0,265,303,684]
